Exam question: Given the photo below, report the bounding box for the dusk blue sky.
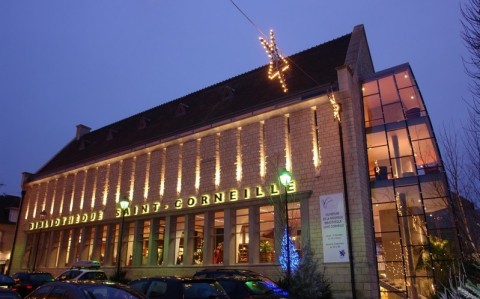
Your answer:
[0,1,470,196]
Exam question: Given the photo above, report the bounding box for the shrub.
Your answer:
[279,243,331,299]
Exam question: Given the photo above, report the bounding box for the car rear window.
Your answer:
[183,281,227,299]
[80,272,108,280]
[30,274,54,282]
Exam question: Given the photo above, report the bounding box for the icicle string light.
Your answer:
[329,92,341,122]
[259,30,290,93]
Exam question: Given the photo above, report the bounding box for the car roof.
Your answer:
[132,276,217,283]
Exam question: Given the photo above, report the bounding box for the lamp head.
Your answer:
[279,169,292,187]
[39,210,47,219]
[119,196,130,210]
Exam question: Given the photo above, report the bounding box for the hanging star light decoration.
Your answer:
[259,29,290,93]
[329,92,341,122]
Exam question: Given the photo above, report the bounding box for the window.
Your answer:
[213,212,224,264]
[142,221,150,265]
[193,214,204,265]
[259,206,274,263]
[235,208,249,263]
[175,216,185,265]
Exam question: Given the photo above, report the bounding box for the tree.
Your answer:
[461,0,480,209]
[286,243,331,299]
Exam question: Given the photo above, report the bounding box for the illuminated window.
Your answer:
[193,214,204,265]
[156,219,166,265]
[213,211,224,265]
[142,221,150,265]
[236,208,249,264]
[259,205,275,263]
[175,216,185,265]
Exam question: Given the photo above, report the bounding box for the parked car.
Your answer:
[0,273,15,289]
[11,272,54,298]
[215,277,290,299]
[55,260,108,281]
[129,276,229,299]
[192,269,288,299]
[0,289,21,299]
[193,268,273,282]
[24,280,145,299]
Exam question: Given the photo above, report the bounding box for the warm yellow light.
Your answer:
[177,144,183,195]
[236,128,243,184]
[129,156,136,201]
[91,168,98,209]
[259,122,266,180]
[160,148,166,198]
[259,29,290,93]
[102,164,110,207]
[195,139,201,192]
[144,153,151,201]
[215,133,221,188]
[329,93,341,122]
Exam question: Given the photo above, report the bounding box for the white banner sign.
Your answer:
[320,193,349,263]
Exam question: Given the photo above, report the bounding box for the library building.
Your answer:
[10,25,469,298]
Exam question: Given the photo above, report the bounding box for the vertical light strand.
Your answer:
[144,152,151,202]
[195,139,201,192]
[311,107,321,171]
[80,170,87,210]
[129,156,137,200]
[259,121,266,181]
[50,179,58,215]
[160,148,166,198]
[116,160,124,204]
[59,176,66,215]
[215,133,221,188]
[69,173,77,213]
[42,181,49,213]
[236,127,243,184]
[24,191,30,220]
[102,164,111,207]
[91,167,98,210]
[285,114,292,171]
[176,144,183,196]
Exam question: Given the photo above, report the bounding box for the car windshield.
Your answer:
[29,274,54,282]
[81,285,142,299]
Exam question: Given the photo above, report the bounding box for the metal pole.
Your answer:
[285,186,291,287]
[115,209,125,276]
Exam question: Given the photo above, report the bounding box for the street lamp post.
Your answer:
[279,169,292,287]
[115,196,130,278]
[32,210,47,272]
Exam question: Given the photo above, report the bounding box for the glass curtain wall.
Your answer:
[363,65,460,298]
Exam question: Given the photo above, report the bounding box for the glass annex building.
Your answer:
[10,25,465,298]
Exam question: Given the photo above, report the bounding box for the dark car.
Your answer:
[0,289,21,299]
[193,269,272,282]
[24,280,146,299]
[0,274,21,299]
[193,269,288,298]
[0,273,15,289]
[129,276,229,299]
[11,272,54,298]
[215,277,290,299]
